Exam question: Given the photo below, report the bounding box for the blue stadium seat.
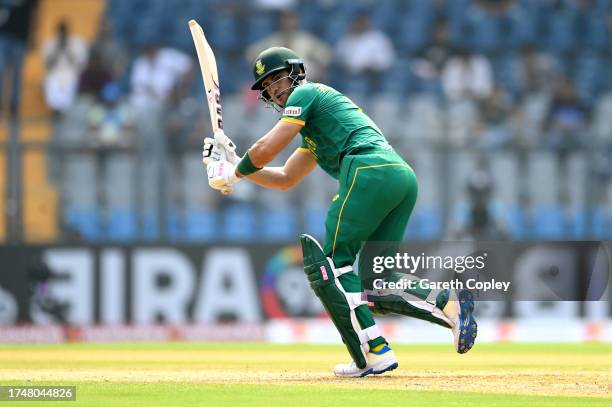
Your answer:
[504,4,537,48]
[342,73,370,104]
[583,12,609,51]
[215,54,240,94]
[493,52,521,99]
[380,58,414,97]
[466,12,503,54]
[304,207,326,240]
[165,207,183,241]
[261,208,297,241]
[327,64,346,92]
[396,14,431,55]
[245,14,277,43]
[447,0,472,48]
[406,206,443,240]
[543,7,578,53]
[531,205,565,239]
[602,58,612,92]
[591,206,612,239]
[575,52,603,106]
[321,14,351,45]
[567,208,587,239]
[106,0,135,40]
[446,0,471,19]
[132,17,165,48]
[371,1,400,36]
[298,3,323,34]
[168,16,202,52]
[65,207,101,241]
[180,0,207,16]
[507,206,527,239]
[222,204,256,242]
[185,208,217,242]
[334,0,361,19]
[207,14,241,52]
[142,210,159,241]
[107,208,137,242]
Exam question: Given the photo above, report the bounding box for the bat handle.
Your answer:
[214,131,236,150]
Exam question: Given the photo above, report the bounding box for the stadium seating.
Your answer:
[222,204,256,242]
[107,208,137,241]
[64,207,101,241]
[185,208,217,242]
[261,208,297,241]
[41,0,612,244]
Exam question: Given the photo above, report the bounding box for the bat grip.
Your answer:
[214,131,236,150]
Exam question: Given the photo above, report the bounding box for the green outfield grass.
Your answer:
[0,343,610,406]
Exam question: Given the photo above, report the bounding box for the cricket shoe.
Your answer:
[333,345,398,378]
[444,289,477,354]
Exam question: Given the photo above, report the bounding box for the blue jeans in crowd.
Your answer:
[0,34,26,116]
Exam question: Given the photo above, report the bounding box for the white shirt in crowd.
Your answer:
[335,29,395,74]
[42,36,88,111]
[442,55,493,101]
[130,47,192,111]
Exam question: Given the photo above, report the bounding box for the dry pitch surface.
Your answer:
[0,342,609,406]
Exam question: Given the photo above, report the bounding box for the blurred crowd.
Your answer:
[1,0,612,242]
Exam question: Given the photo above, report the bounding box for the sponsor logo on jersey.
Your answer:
[283,106,302,116]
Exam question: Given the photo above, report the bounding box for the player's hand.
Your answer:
[207,160,241,193]
[202,132,239,166]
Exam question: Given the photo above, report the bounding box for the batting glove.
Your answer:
[202,132,240,166]
[207,160,241,192]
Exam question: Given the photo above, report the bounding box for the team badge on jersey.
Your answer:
[283,106,302,116]
[255,60,266,75]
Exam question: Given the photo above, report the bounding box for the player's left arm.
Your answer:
[239,120,302,172]
[246,147,317,191]
[206,120,306,192]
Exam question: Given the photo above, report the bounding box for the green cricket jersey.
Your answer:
[280,82,392,179]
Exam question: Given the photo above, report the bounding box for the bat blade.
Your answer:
[189,19,234,195]
[188,19,223,133]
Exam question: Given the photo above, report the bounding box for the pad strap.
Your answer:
[345,292,369,310]
[357,325,382,345]
[327,259,352,278]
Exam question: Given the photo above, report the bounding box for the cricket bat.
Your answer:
[188,19,236,194]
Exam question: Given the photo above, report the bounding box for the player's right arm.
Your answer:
[246,148,316,191]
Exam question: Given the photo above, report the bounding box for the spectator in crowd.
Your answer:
[162,87,209,209]
[78,48,114,101]
[475,85,515,149]
[545,76,590,203]
[88,16,128,80]
[253,0,297,12]
[412,20,451,96]
[163,87,205,156]
[516,44,557,98]
[129,42,193,113]
[544,76,589,154]
[334,14,396,86]
[609,11,612,48]
[452,156,507,240]
[466,0,519,54]
[87,82,135,148]
[246,10,332,83]
[42,19,88,115]
[441,47,493,102]
[476,0,516,12]
[0,0,38,118]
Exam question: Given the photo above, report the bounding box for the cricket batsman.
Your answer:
[202,47,477,377]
